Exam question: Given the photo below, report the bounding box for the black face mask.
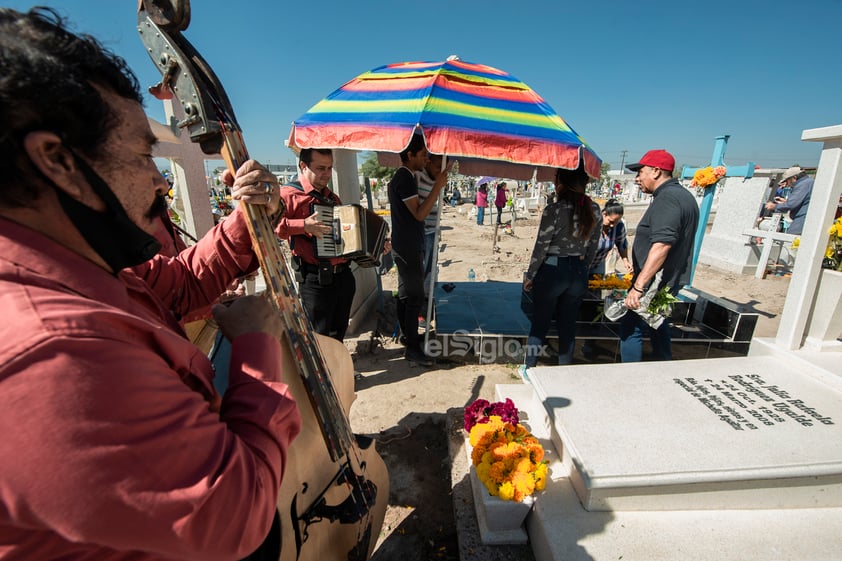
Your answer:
[49,150,162,273]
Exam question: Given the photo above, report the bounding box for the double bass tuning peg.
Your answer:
[139,0,191,31]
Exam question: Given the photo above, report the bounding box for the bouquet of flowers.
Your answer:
[690,165,727,188]
[588,273,633,290]
[823,216,842,271]
[464,399,548,502]
[603,270,678,329]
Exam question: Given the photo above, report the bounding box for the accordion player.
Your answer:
[312,204,389,267]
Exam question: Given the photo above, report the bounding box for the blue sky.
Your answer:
[7,0,842,172]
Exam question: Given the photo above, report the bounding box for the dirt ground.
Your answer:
[345,200,791,560]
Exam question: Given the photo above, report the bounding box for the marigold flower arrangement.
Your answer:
[822,216,842,271]
[690,165,727,187]
[588,273,633,290]
[464,399,548,502]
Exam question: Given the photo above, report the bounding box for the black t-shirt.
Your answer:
[632,178,700,291]
[388,166,424,255]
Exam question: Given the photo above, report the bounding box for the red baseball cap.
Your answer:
[626,149,675,172]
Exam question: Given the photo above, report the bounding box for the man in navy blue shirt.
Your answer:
[388,135,448,365]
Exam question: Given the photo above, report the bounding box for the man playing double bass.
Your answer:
[0,7,302,560]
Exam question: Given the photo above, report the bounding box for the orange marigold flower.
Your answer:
[527,441,544,463]
[492,441,521,461]
[488,460,508,483]
[512,472,536,502]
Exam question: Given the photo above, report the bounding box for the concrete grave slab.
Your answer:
[528,356,842,511]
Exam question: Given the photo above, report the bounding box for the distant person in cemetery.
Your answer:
[475,182,489,225]
[494,182,508,224]
[764,166,813,235]
[621,149,699,362]
[388,135,449,366]
[276,148,356,341]
[521,165,601,376]
[449,187,461,206]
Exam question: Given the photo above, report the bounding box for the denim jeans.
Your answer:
[476,206,485,225]
[619,311,672,362]
[524,255,588,367]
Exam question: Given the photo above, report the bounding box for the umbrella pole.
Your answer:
[423,155,447,354]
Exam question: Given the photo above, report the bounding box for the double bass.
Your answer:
[137,2,389,559]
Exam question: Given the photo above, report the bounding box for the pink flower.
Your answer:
[464,398,520,432]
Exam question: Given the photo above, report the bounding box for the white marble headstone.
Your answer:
[698,175,772,274]
[529,355,842,511]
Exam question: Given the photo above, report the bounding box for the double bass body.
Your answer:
[275,333,388,561]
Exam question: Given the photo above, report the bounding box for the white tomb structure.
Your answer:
[497,124,842,561]
[697,170,788,275]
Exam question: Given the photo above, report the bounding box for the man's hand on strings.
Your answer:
[224,160,281,215]
[212,294,284,342]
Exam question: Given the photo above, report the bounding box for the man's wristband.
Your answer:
[630,285,644,294]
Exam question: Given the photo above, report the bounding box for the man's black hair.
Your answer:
[299,148,333,166]
[0,7,142,205]
[399,134,426,163]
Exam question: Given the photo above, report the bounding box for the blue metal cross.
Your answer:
[680,135,755,285]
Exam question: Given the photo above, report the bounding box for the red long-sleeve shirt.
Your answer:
[0,207,301,561]
[275,174,348,267]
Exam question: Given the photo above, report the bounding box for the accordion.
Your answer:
[313,204,389,267]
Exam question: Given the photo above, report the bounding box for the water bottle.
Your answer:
[467,268,476,282]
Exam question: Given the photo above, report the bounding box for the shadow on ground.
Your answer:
[371,414,459,561]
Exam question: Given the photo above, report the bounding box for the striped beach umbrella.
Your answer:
[288,57,601,181]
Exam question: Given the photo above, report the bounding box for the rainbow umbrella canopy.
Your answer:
[288,57,601,182]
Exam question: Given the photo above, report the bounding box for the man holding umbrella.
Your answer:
[388,135,448,365]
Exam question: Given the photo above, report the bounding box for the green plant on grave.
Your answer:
[647,286,679,317]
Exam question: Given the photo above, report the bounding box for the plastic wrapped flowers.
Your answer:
[464,399,548,502]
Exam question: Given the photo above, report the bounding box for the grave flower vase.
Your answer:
[469,466,534,544]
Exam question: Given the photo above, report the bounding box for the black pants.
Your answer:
[393,249,426,351]
[298,266,356,341]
